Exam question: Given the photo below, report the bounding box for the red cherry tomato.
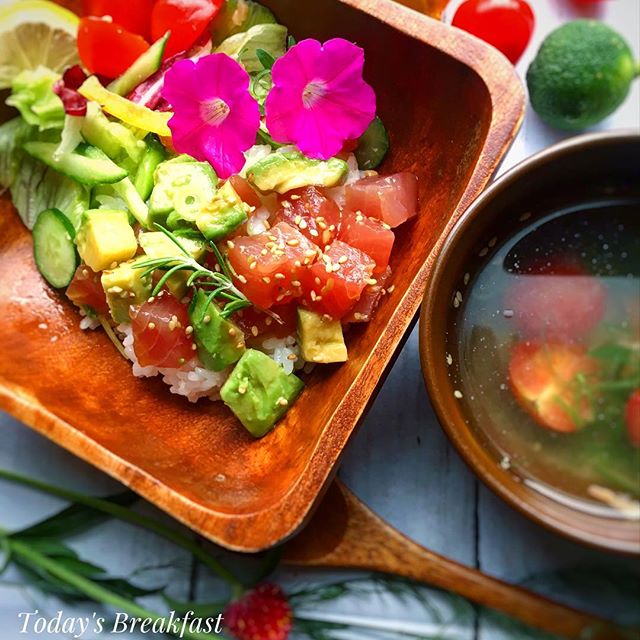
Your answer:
[152,0,224,59]
[452,0,535,64]
[78,17,150,79]
[625,390,640,448]
[82,0,154,40]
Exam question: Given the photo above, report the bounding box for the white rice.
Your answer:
[79,309,101,331]
[260,335,305,375]
[246,206,271,236]
[117,324,307,402]
[118,324,229,403]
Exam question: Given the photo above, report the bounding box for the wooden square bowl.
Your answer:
[0,0,524,551]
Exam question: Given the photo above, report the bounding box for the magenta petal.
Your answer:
[162,53,260,178]
[265,38,377,160]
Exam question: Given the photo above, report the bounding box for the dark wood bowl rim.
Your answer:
[419,129,640,556]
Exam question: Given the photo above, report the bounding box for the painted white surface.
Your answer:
[1,0,639,638]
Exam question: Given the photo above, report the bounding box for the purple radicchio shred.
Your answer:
[53,65,89,116]
[127,37,212,110]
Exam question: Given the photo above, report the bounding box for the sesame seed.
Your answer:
[290,194,300,200]
[148,322,156,330]
[203,315,211,324]
[179,357,186,365]
[229,328,237,336]
[261,248,268,256]
[309,229,319,237]
[274,273,285,280]
[366,278,378,286]
[38,323,48,330]
[250,262,257,269]
[322,230,331,245]
[299,219,308,230]
[148,296,155,304]
[288,354,298,361]
[291,280,301,287]
[238,384,247,395]
[191,343,198,350]
[338,255,348,264]
[282,201,291,209]
[251,325,259,337]
[287,239,300,247]
[265,317,273,326]
[294,260,302,268]
[262,276,271,284]
[387,285,395,293]
[185,325,193,335]
[276,397,289,407]
[238,275,248,284]
[314,277,321,286]
[226,240,235,249]
[306,249,317,258]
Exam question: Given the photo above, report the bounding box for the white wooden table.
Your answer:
[1,1,639,638]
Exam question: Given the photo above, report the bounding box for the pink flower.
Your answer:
[161,53,260,179]
[265,38,376,160]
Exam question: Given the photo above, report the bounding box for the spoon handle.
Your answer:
[285,482,630,640]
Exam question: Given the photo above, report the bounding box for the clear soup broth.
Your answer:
[456,199,640,518]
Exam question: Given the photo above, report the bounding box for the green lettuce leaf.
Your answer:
[212,0,278,45]
[6,66,64,131]
[0,117,36,188]
[216,24,287,73]
[10,154,89,230]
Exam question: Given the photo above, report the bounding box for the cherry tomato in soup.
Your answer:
[506,261,605,342]
[66,264,109,316]
[508,342,599,433]
[452,0,535,64]
[82,0,154,40]
[152,0,224,58]
[625,390,640,448]
[78,17,150,78]
[130,292,195,368]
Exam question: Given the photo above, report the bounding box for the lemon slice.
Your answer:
[0,0,80,90]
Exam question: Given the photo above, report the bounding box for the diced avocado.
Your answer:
[101,257,153,324]
[297,308,348,363]
[81,102,146,167]
[196,180,248,241]
[76,209,137,272]
[216,23,287,73]
[247,151,348,194]
[189,289,246,372]
[221,349,304,437]
[139,232,206,299]
[149,159,218,228]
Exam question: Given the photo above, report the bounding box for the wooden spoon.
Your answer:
[283,481,631,640]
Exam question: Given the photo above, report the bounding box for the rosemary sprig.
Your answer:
[134,224,252,319]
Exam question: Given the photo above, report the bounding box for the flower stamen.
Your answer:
[302,80,328,109]
[200,98,231,126]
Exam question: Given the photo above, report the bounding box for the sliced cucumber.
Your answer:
[134,134,166,201]
[33,208,78,288]
[108,32,170,97]
[23,141,128,186]
[355,116,389,170]
[81,102,145,166]
[112,177,150,228]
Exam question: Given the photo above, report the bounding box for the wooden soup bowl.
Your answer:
[420,131,640,555]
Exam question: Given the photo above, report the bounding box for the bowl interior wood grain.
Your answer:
[420,131,640,555]
[0,0,524,551]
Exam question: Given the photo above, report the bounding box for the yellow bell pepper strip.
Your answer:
[78,76,172,137]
